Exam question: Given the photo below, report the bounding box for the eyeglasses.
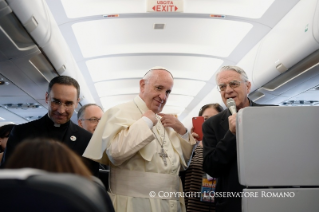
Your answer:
[217,80,245,92]
[80,118,101,124]
[50,99,75,110]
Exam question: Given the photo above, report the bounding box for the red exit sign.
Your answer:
[147,0,184,13]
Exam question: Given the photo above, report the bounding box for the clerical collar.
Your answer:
[45,113,70,128]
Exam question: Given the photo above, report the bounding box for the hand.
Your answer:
[228,113,237,134]
[143,110,158,126]
[191,127,199,142]
[158,113,187,135]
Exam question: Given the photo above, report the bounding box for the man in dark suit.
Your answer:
[202,66,268,212]
[1,76,98,175]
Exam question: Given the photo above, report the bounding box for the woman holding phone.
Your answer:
[184,103,223,212]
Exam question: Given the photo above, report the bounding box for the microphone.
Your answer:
[226,98,237,115]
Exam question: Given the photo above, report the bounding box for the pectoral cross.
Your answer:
[159,147,168,166]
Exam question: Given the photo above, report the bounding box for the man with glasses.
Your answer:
[78,104,103,134]
[1,76,99,175]
[202,66,270,212]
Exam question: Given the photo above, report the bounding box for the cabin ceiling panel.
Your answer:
[100,94,193,112]
[186,0,275,18]
[172,80,205,96]
[87,55,223,82]
[61,0,274,19]
[100,94,136,111]
[0,107,27,124]
[61,0,146,18]
[95,79,205,97]
[161,106,185,116]
[72,18,252,58]
[166,95,193,107]
[0,74,27,96]
[0,51,6,62]
[95,80,139,97]
[41,0,303,123]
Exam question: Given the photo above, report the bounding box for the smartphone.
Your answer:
[192,116,204,141]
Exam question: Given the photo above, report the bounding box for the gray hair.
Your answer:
[215,65,249,83]
[77,104,103,120]
[143,66,174,82]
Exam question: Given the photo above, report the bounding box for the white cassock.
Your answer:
[83,96,196,212]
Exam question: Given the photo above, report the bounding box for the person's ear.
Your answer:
[140,79,146,93]
[246,81,251,93]
[78,119,83,127]
[75,98,80,108]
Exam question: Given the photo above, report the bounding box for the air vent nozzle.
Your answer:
[154,24,165,30]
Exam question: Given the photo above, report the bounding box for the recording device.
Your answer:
[226,98,237,115]
[192,116,204,141]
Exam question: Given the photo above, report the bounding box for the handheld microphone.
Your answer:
[226,98,237,115]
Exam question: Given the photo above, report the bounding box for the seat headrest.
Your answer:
[0,168,114,212]
[0,168,45,179]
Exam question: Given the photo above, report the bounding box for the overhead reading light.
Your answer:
[3,103,42,110]
[309,85,319,91]
[0,79,9,85]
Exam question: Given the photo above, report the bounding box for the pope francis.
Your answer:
[83,67,196,212]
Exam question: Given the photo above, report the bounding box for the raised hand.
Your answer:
[158,113,187,135]
[228,113,237,134]
[143,110,158,126]
[191,127,200,142]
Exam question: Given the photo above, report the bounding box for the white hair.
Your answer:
[215,65,249,83]
[143,67,173,82]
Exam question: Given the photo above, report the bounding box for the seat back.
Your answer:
[0,168,114,212]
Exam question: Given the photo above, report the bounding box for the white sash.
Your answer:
[110,167,180,200]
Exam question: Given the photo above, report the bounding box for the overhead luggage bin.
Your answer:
[252,0,319,89]
[6,0,94,104]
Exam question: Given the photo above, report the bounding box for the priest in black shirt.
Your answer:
[0,76,99,176]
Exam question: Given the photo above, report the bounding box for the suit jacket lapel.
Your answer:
[220,109,231,132]
[34,115,50,136]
